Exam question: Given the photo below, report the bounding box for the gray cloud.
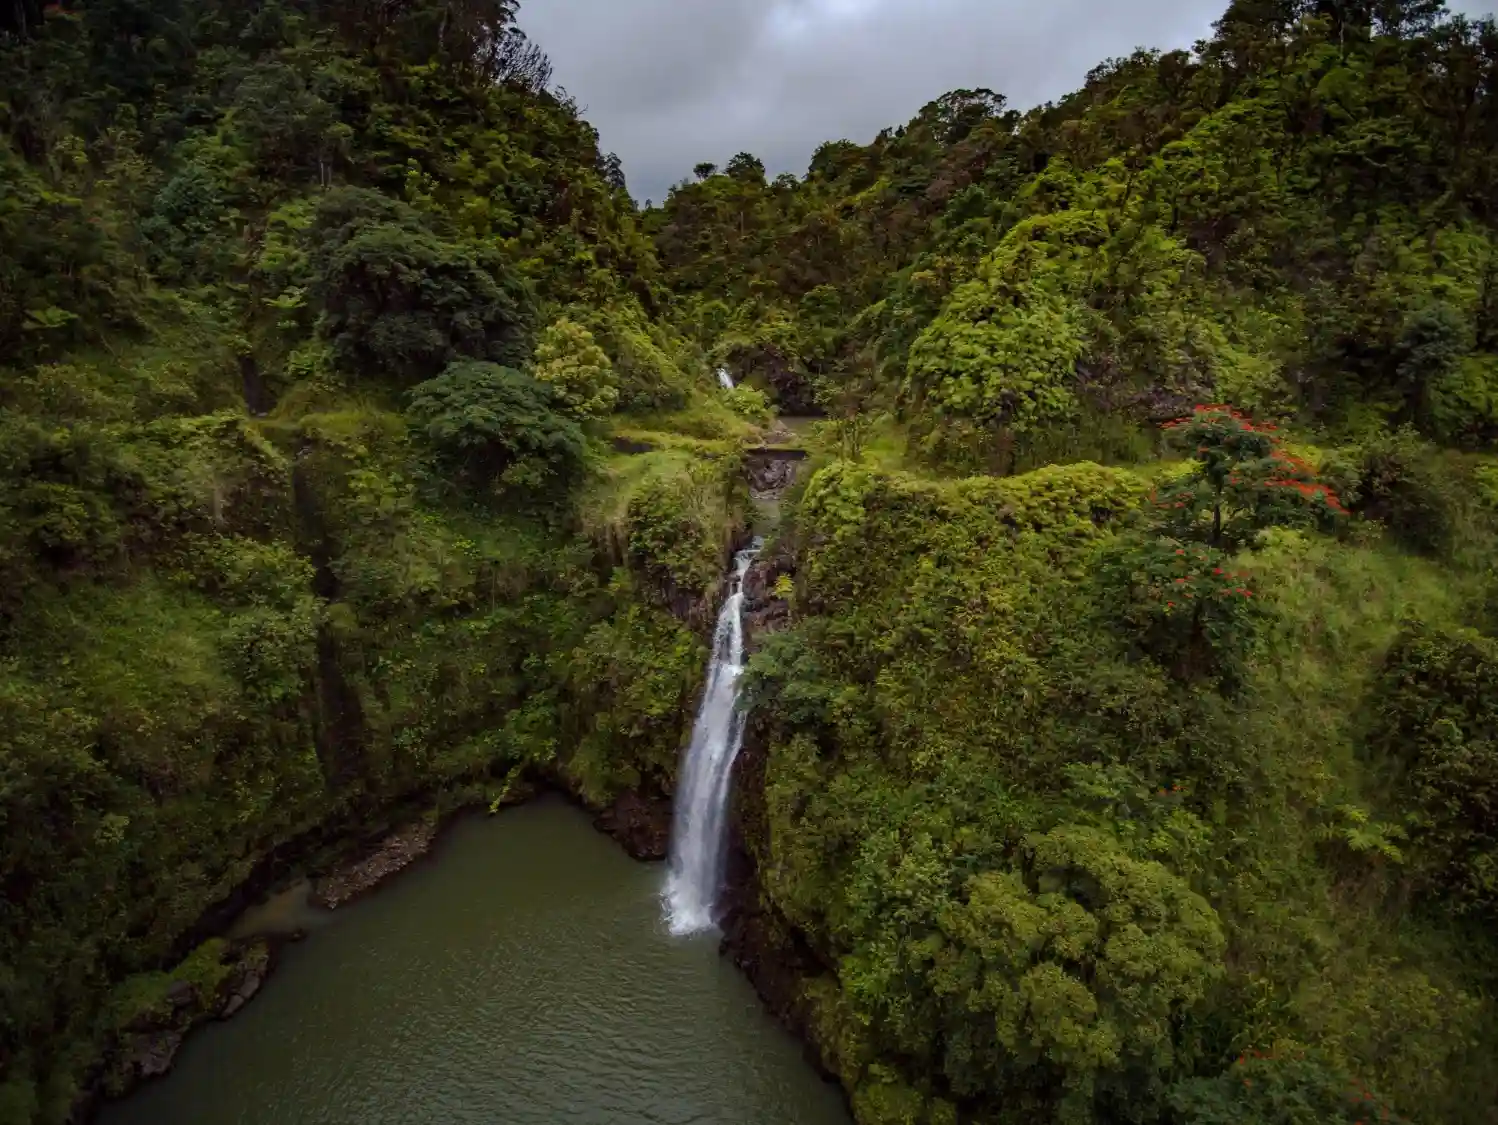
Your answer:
[518,0,1498,205]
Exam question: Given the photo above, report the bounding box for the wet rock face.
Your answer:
[99,939,277,1105]
[593,790,674,861]
[741,547,794,654]
[745,451,806,499]
[123,1030,184,1082]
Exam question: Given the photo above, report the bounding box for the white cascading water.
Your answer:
[717,367,735,391]
[664,540,762,935]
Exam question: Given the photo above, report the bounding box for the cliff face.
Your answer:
[718,540,846,1087]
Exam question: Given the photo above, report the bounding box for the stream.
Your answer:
[98,798,849,1125]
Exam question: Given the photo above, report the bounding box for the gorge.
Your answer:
[4,0,1498,1123]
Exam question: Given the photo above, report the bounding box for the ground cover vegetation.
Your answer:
[646,2,1498,1122]
[0,1,750,1117]
[3,0,1498,1122]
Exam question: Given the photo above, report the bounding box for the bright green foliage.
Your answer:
[749,452,1495,1124]
[564,592,705,804]
[406,362,586,494]
[626,457,745,598]
[934,827,1225,1121]
[723,384,773,426]
[531,317,619,420]
[1372,622,1498,914]
[908,287,1087,431]
[0,0,703,1112]
[1431,354,1498,446]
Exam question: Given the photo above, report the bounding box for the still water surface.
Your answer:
[100,798,850,1125]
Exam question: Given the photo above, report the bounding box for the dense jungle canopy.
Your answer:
[3,0,1498,1123]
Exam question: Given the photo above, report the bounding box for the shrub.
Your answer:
[1371,621,1498,914]
[531,317,618,420]
[723,383,773,426]
[1429,353,1498,447]
[1156,405,1347,551]
[1096,534,1269,689]
[1332,428,1453,555]
[406,361,585,494]
[625,458,738,596]
[933,826,1226,1120]
[1169,1051,1406,1125]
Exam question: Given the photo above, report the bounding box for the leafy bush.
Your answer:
[563,594,705,803]
[908,288,1087,433]
[1429,354,1498,447]
[1169,1052,1406,1125]
[531,317,618,420]
[723,383,773,425]
[957,461,1148,541]
[1332,428,1454,555]
[1371,621,1498,914]
[625,458,739,597]
[406,361,585,493]
[1156,406,1347,551]
[1096,535,1268,689]
[934,827,1226,1120]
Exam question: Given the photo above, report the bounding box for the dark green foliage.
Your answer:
[6,0,1498,1121]
[1372,621,1498,913]
[1169,1052,1406,1125]
[406,361,585,493]
[1157,407,1348,551]
[0,0,690,1114]
[314,212,536,384]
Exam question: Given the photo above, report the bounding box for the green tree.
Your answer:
[406,360,585,492]
[315,218,536,384]
[932,827,1225,1122]
[531,317,619,420]
[1156,406,1347,550]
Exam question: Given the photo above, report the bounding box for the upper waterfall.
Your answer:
[664,541,761,936]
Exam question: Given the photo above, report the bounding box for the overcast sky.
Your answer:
[518,0,1498,206]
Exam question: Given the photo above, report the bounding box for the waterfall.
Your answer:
[717,368,735,391]
[664,540,762,935]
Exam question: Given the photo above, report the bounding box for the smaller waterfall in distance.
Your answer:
[717,368,735,391]
[665,540,762,935]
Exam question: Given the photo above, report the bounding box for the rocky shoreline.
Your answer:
[310,819,439,910]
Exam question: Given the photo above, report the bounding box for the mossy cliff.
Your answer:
[729,444,1498,1125]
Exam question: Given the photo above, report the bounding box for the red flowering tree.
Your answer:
[1101,406,1345,688]
[1155,405,1347,550]
[1099,535,1268,689]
